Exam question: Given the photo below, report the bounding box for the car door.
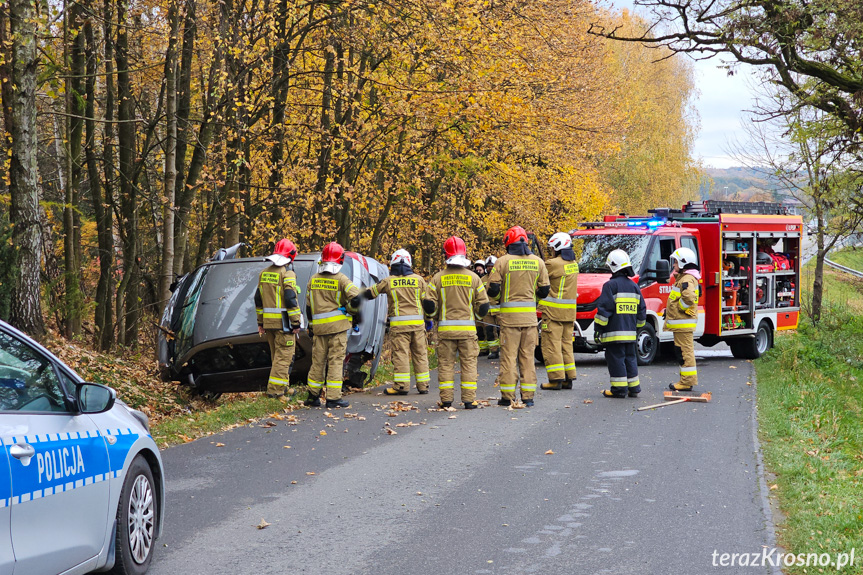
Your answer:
[0,443,13,573]
[0,329,112,575]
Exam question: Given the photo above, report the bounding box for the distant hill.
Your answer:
[699,167,791,202]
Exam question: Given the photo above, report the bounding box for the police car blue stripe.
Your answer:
[2,427,140,507]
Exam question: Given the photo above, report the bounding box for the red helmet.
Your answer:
[443,236,467,258]
[504,226,528,247]
[273,239,297,262]
[321,242,345,264]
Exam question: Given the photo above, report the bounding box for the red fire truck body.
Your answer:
[568,201,802,364]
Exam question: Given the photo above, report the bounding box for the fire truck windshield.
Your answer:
[572,234,651,274]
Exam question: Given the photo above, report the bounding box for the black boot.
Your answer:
[497,398,511,406]
[488,350,499,360]
[522,398,534,407]
[479,349,489,357]
[562,378,574,390]
[326,398,351,409]
[464,401,479,409]
[304,394,322,407]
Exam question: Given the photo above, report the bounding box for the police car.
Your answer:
[0,320,164,575]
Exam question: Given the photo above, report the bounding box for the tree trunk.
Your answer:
[6,0,45,337]
[811,197,825,324]
[98,0,116,350]
[84,10,112,349]
[64,0,85,338]
[159,0,180,311]
[172,0,196,276]
[116,0,140,347]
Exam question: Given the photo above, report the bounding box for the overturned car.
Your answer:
[158,247,388,398]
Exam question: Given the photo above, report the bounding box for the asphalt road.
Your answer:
[149,347,778,575]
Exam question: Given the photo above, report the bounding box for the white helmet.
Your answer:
[606,249,632,274]
[671,247,698,268]
[485,255,497,267]
[390,249,412,267]
[548,232,572,252]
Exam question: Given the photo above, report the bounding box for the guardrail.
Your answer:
[824,256,863,278]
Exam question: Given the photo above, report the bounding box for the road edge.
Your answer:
[749,361,786,575]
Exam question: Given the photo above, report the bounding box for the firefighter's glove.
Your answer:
[685,306,697,318]
[307,326,314,338]
[593,331,602,344]
[425,320,434,332]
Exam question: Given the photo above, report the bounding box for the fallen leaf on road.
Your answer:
[564,405,571,408]
[325,423,334,427]
[269,412,285,420]
[448,415,457,419]
[769,484,778,490]
[545,450,554,455]
[729,366,737,369]
[257,519,270,529]
[291,481,297,484]
[324,411,335,418]
[283,445,291,449]
[260,421,277,428]
[357,416,366,421]
[385,428,398,435]
[583,400,593,405]
[416,492,423,495]
[215,442,225,447]
[319,430,327,436]
[747,381,752,386]
[306,472,316,475]
[387,412,398,417]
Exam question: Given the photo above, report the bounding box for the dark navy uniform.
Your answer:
[594,273,647,397]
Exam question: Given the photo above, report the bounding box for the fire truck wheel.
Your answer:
[636,323,658,366]
[730,320,774,359]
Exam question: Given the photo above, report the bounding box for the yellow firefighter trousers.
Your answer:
[390,330,431,392]
[500,326,538,401]
[673,331,698,388]
[437,337,479,404]
[307,331,348,400]
[540,319,576,382]
[265,331,295,395]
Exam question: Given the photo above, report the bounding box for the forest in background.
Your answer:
[0,0,700,350]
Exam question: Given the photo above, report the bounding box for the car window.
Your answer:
[0,331,68,412]
[175,266,210,359]
[640,235,677,283]
[682,236,698,258]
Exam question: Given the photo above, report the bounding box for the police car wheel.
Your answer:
[110,456,157,575]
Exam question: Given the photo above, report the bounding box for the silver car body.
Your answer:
[0,320,165,575]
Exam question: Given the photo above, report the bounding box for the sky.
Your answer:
[609,0,761,169]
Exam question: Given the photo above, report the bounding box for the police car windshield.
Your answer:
[572,234,651,274]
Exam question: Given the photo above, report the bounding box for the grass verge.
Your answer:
[756,247,863,573]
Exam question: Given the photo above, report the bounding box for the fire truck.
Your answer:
[567,200,803,364]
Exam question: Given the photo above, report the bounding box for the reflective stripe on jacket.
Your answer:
[664,272,699,332]
[488,254,549,328]
[257,265,301,331]
[306,272,360,335]
[370,273,427,332]
[539,257,578,322]
[593,275,646,343]
[425,266,489,339]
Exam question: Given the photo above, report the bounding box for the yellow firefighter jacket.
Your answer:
[664,271,699,332]
[539,257,579,323]
[369,273,427,333]
[256,265,301,331]
[488,254,550,328]
[424,266,489,340]
[306,271,360,335]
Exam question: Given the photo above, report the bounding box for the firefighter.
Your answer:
[423,236,490,409]
[539,232,579,391]
[305,242,361,408]
[255,239,301,398]
[665,247,700,391]
[483,255,500,360]
[473,259,490,356]
[487,226,550,407]
[364,249,430,395]
[593,249,646,398]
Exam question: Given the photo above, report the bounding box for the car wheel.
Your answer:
[636,323,658,366]
[729,320,773,360]
[109,456,157,575]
